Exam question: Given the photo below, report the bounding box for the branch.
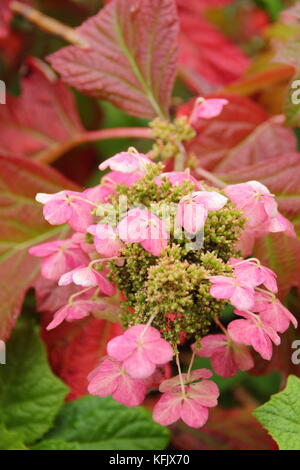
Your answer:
[174,142,187,172]
[33,127,153,165]
[11,1,88,47]
[195,167,226,189]
[81,127,153,143]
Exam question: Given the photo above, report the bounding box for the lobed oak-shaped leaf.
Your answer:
[0,155,79,340]
[0,57,84,160]
[254,375,300,450]
[0,317,68,445]
[44,395,170,450]
[0,424,27,450]
[48,0,179,119]
[177,1,249,92]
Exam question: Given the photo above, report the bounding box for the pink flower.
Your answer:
[87,224,123,257]
[29,237,89,281]
[154,171,201,189]
[229,258,278,293]
[59,265,116,296]
[102,170,144,188]
[153,369,219,428]
[209,275,255,310]
[71,232,96,255]
[117,209,169,256]
[99,150,153,173]
[36,190,93,232]
[228,310,281,360]
[34,277,81,313]
[159,368,213,392]
[235,228,262,257]
[190,98,228,126]
[176,199,207,235]
[265,213,296,237]
[176,191,228,234]
[46,299,106,330]
[236,215,296,256]
[83,185,113,204]
[88,358,147,407]
[107,324,173,379]
[194,334,254,378]
[225,181,278,230]
[253,292,298,333]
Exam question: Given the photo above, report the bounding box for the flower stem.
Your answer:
[89,257,120,269]
[232,257,260,267]
[68,287,93,304]
[214,317,228,335]
[195,167,226,189]
[175,353,186,398]
[70,195,98,207]
[140,314,156,339]
[255,286,276,300]
[33,127,153,165]
[186,349,196,381]
[11,1,88,47]
[174,142,187,172]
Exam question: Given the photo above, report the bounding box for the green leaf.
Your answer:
[0,424,27,450]
[46,395,170,450]
[0,317,68,445]
[254,375,300,450]
[32,439,81,450]
[258,0,283,21]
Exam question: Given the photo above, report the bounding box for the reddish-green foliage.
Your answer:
[0,0,300,451]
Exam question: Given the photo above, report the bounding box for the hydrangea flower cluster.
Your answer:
[30,99,297,429]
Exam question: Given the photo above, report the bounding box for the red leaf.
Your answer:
[0,155,79,340]
[178,94,270,170]
[0,29,25,68]
[253,234,300,299]
[171,407,277,450]
[250,289,300,377]
[222,153,300,223]
[0,57,84,159]
[224,64,295,97]
[180,95,296,173]
[177,2,249,92]
[41,314,123,400]
[177,0,233,11]
[0,0,12,39]
[48,0,179,119]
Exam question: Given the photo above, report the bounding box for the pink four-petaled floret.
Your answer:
[117,209,169,256]
[107,324,173,379]
[88,358,147,407]
[153,369,219,428]
[194,334,254,378]
[59,265,116,296]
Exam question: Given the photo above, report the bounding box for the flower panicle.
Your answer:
[31,104,297,429]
